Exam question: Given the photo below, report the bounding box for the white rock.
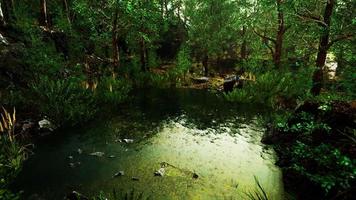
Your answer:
[38,119,54,131]
[89,152,105,157]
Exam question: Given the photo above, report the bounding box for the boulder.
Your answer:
[0,41,26,87]
[192,77,209,84]
[38,119,55,132]
[65,191,89,200]
[154,168,165,177]
[223,75,237,93]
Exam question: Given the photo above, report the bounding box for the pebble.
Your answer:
[113,171,125,178]
[132,177,139,181]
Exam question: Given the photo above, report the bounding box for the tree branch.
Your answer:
[327,33,354,49]
[293,7,327,27]
[253,29,276,44]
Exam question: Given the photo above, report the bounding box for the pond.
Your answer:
[13,89,284,199]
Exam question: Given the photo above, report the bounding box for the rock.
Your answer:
[89,152,105,157]
[0,42,26,86]
[192,77,210,84]
[223,75,237,93]
[20,120,37,135]
[28,194,46,200]
[192,172,199,179]
[113,171,125,178]
[38,119,55,131]
[108,155,116,158]
[132,177,140,181]
[68,155,74,159]
[154,168,165,177]
[0,33,9,45]
[69,163,75,168]
[77,149,83,154]
[123,139,134,143]
[65,191,89,200]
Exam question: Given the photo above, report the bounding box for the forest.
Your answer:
[0,0,355,199]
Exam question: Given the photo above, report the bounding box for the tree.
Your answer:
[253,0,290,69]
[184,0,239,76]
[0,2,5,27]
[39,0,48,27]
[295,0,354,95]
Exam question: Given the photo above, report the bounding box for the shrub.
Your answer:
[225,68,313,108]
[175,45,192,80]
[29,77,97,127]
[0,108,27,200]
[95,77,131,105]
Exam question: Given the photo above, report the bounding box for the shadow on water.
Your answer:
[12,88,284,200]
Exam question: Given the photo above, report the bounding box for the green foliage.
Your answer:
[29,77,97,127]
[290,142,355,194]
[246,177,269,200]
[0,189,21,200]
[0,109,26,200]
[276,112,331,135]
[175,45,192,78]
[337,66,356,99]
[95,77,132,105]
[225,68,313,108]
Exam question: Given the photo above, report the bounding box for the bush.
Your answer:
[290,142,355,195]
[29,77,97,127]
[225,68,313,108]
[95,77,131,105]
[0,108,26,200]
[175,45,192,79]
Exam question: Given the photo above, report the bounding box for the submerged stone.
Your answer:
[89,152,105,157]
[77,149,83,154]
[113,171,124,178]
[123,139,134,143]
[154,168,165,177]
[132,177,140,181]
[65,191,89,200]
[192,173,199,179]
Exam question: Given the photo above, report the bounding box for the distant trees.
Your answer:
[3,0,353,94]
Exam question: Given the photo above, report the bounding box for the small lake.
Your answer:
[13,89,284,199]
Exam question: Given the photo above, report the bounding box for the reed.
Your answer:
[0,107,16,142]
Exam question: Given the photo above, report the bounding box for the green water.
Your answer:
[14,89,284,199]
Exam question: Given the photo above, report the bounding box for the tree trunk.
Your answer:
[140,38,147,72]
[112,7,120,69]
[274,0,285,69]
[39,0,48,27]
[0,2,5,27]
[160,0,164,18]
[241,26,247,61]
[1,0,15,26]
[202,55,208,76]
[62,0,71,24]
[311,0,335,96]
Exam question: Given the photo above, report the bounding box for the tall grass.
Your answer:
[0,107,16,142]
[0,107,30,200]
[246,177,269,200]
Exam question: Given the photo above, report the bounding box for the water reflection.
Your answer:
[13,89,284,199]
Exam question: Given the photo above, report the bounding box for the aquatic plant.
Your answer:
[93,190,148,200]
[245,177,269,200]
